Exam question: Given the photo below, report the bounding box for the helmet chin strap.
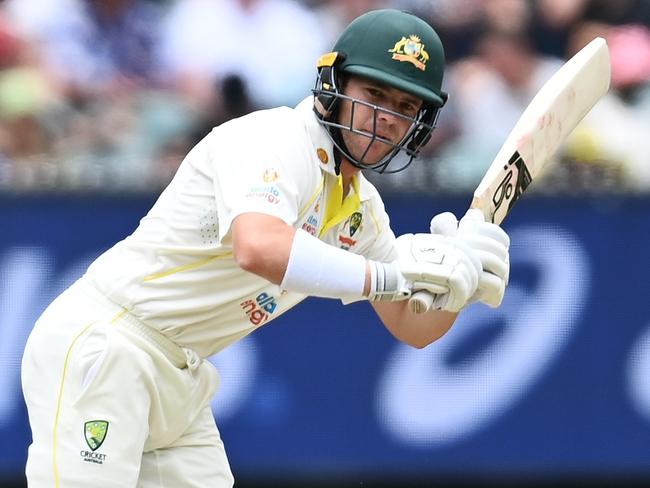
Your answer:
[331,128,346,176]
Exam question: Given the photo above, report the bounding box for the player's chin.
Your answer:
[357,140,394,165]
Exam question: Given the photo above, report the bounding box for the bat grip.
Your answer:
[408,290,434,314]
[408,284,448,314]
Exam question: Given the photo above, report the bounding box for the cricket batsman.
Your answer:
[21,9,510,487]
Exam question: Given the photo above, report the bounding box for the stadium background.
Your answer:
[2,0,650,487]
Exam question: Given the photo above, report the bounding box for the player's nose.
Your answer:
[374,113,400,140]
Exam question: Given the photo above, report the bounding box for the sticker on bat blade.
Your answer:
[491,151,532,223]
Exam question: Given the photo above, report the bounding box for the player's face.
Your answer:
[337,76,423,165]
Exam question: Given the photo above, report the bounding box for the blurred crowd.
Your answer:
[0,0,648,195]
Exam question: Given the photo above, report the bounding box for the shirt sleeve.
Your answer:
[209,113,311,244]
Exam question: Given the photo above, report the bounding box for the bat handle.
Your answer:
[408,285,448,314]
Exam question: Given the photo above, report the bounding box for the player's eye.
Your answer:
[365,87,384,100]
[400,102,417,116]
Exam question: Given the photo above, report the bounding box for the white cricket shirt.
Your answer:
[85,97,397,357]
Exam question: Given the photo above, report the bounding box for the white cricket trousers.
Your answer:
[21,278,235,487]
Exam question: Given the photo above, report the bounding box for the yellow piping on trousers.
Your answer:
[52,321,98,487]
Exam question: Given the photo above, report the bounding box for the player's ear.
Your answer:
[338,74,349,93]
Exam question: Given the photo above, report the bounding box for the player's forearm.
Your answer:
[232,213,295,284]
[372,300,458,348]
[233,213,372,297]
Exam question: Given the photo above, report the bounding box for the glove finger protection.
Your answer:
[459,233,509,279]
[429,211,459,237]
[458,209,510,249]
[430,209,509,278]
[427,237,482,312]
[473,258,508,307]
[458,209,510,307]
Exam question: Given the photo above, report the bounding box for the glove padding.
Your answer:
[394,232,481,312]
[430,209,510,307]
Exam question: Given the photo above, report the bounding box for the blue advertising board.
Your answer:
[1,194,650,482]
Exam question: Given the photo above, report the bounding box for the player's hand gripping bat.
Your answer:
[408,37,611,314]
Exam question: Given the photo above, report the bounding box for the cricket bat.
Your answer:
[409,36,611,314]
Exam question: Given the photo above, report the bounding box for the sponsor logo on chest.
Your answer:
[301,198,321,236]
[302,214,319,236]
[338,211,363,250]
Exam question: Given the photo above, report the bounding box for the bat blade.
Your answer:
[473,36,611,225]
[408,37,611,314]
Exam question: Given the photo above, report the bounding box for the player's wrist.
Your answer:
[281,229,367,300]
[367,260,412,302]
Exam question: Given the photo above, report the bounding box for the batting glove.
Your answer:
[430,209,510,308]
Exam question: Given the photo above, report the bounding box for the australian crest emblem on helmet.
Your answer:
[388,35,429,71]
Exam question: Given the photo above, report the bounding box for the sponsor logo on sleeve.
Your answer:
[240,292,278,326]
[246,185,281,205]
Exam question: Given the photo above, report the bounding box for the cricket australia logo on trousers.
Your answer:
[80,420,109,464]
